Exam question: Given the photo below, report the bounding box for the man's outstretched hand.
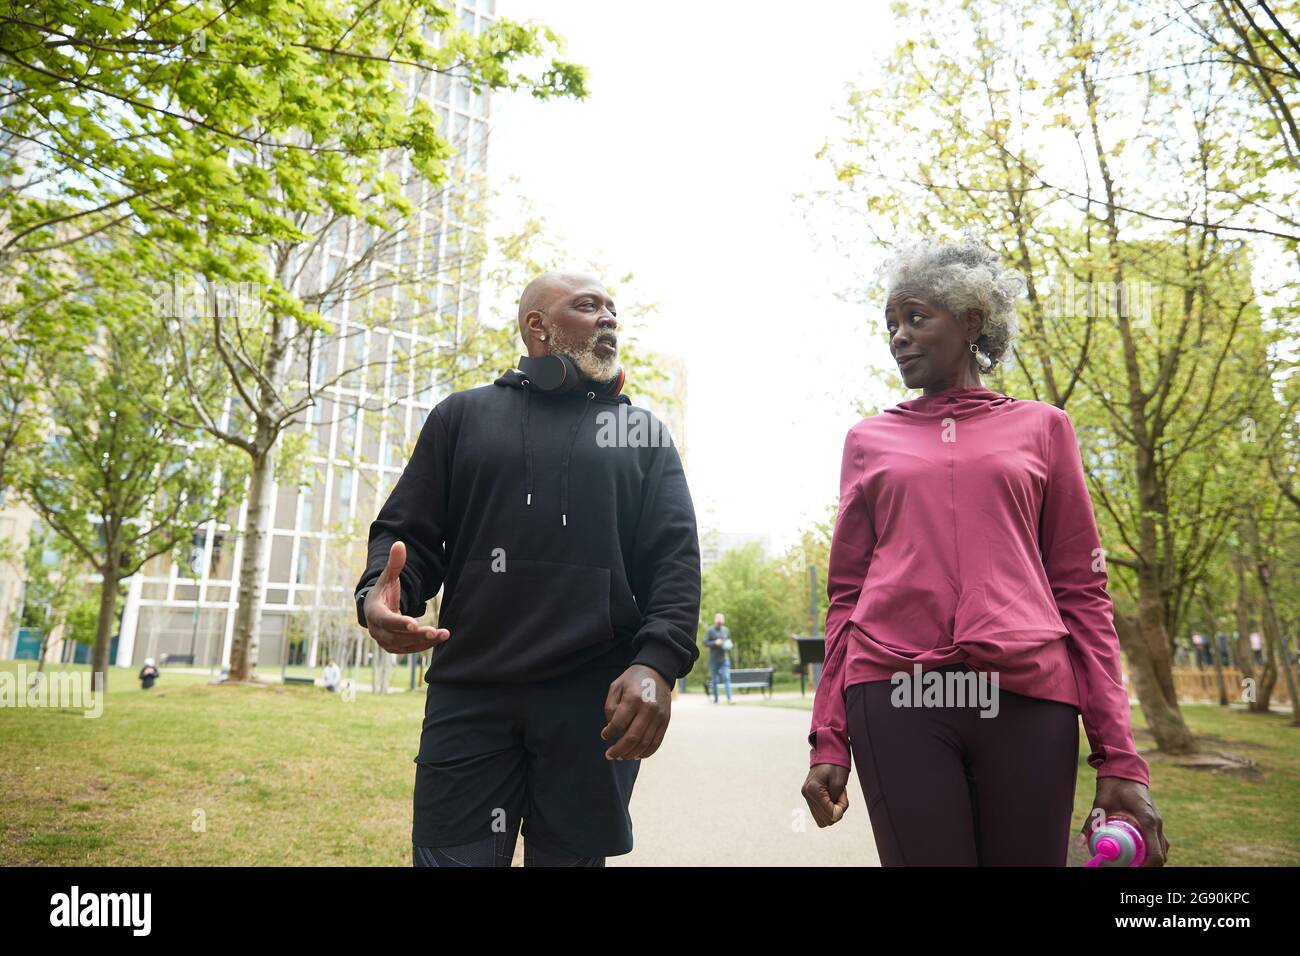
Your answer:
[365,541,450,655]
[601,664,672,760]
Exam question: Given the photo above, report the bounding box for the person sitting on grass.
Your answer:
[139,658,159,690]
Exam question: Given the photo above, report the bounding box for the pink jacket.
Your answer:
[808,384,1150,786]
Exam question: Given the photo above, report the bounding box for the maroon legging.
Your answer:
[844,663,1080,866]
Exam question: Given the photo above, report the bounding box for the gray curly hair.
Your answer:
[877,231,1025,368]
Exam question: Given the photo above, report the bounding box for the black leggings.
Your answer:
[844,664,1080,866]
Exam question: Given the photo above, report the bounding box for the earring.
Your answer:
[969,340,992,371]
[539,334,546,341]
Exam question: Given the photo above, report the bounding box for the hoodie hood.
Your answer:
[355,364,702,685]
[493,367,631,527]
[493,366,631,404]
[884,384,1016,421]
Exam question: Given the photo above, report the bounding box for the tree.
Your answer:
[4,522,90,679]
[809,0,1299,760]
[700,543,801,668]
[0,1,585,264]
[145,160,519,681]
[9,236,248,690]
[0,232,92,501]
[0,2,591,682]
[773,505,834,637]
[1172,1,1300,258]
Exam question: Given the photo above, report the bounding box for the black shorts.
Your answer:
[412,663,639,858]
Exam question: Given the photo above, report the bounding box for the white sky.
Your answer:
[488,0,901,552]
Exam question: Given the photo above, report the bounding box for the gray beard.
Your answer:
[549,330,618,383]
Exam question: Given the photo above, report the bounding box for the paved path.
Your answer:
[609,692,880,866]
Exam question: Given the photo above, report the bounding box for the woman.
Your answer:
[800,234,1168,866]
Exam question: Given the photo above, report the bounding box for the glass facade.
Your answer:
[116,5,495,670]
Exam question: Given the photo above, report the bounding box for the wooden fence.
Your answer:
[1173,666,1293,707]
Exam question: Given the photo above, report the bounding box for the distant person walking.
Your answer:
[139,658,159,690]
[704,613,734,705]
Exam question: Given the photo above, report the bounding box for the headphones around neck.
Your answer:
[518,353,625,397]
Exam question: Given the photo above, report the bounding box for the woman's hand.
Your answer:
[802,764,850,827]
[1079,777,1169,866]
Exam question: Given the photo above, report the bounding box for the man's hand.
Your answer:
[601,664,672,760]
[802,764,850,827]
[365,541,450,655]
[1078,777,1169,866]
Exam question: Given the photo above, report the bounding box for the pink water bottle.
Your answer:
[1085,813,1146,867]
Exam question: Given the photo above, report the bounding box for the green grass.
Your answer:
[0,660,424,865]
[1127,703,1300,865]
[2,660,1297,865]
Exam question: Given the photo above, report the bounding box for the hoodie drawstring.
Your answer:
[560,391,595,527]
[521,385,534,506]
[520,380,595,527]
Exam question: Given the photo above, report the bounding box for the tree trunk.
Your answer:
[1078,56,1199,757]
[92,554,120,694]
[1199,590,1228,706]
[228,436,276,681]
[1232,549,1255,692]
[35,629,51,676]
[1243,511,1279,712]
[373,648,392,695]
[1115,611,1197,754]
[1277,631,1300,727]
[30,621,56,690]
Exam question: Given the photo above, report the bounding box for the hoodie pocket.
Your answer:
[432,558,614,681]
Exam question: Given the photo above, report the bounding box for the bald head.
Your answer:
[517,272,600,344]
[516,271,621,380]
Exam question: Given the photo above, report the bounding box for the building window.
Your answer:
[338,470,354,514]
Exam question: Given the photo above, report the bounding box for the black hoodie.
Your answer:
[354,366,702,684]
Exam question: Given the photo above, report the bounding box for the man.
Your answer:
[703,612,734,704]
[355,271,701,867]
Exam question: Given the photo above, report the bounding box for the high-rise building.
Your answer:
[109,2,500,672]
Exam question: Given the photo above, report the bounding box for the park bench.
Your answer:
[703,667,774,699]
[159,653,194,665]
[282,676,317,686]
